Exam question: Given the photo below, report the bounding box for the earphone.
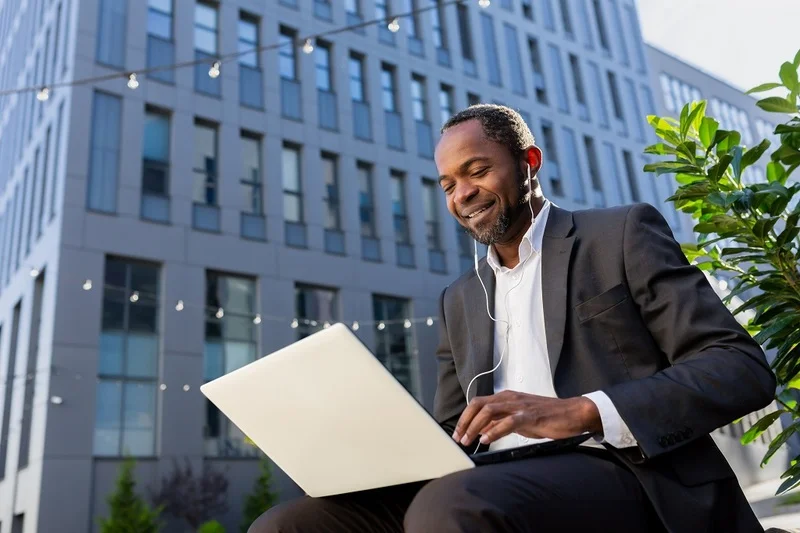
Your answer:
[463,149,542,446]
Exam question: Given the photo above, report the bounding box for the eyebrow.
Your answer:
[438,156,491,184]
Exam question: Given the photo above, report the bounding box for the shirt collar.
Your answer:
[486,199,551,274]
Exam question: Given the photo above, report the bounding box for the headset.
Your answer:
[464,148,542,414]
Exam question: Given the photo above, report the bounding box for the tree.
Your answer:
[149,457,229,530]
[240,455,279,533]
[99,458,162,533]
[643,49,800,495]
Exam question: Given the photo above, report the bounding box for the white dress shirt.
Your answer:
[484,200,637,451]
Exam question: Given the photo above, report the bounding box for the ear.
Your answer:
[518,145,543,175]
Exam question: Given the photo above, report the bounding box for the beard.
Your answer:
[462,169,531,246]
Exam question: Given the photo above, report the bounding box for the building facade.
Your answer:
[0,0,687,531]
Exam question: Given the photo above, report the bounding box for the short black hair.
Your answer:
[441,104,535,160]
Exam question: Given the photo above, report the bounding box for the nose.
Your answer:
[453,181,479,209]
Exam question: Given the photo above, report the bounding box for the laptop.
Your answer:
[200,323,591,497]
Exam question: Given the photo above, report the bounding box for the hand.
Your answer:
[451,391,602,447]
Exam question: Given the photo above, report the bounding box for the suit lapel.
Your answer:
[541,206,575,377]
[465,259,496,398]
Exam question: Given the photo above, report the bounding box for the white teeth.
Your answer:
[467,206,489,219]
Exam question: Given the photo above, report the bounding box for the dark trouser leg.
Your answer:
[404,449,662,533]
[247,482,424,533]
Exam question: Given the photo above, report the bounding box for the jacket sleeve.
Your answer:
[432,286,468,437]
[602,203,776,460]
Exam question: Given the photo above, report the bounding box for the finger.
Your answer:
[479,416,518,445]
[452,396,490,442]
[461,401,510,446]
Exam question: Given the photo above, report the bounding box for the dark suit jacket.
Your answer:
[433,203,776,533]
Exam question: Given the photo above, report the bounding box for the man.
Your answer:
[251,105,776,532]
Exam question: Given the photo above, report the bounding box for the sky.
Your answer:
[637,0,800,95]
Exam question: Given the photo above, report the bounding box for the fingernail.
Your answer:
[480,435,489,445]
[460,435,470,445]
[452,431,460,442]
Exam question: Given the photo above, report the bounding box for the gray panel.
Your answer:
[347,12,365,34]
[281,78,303,121]
[353,101,372,141]
[314,0,333,20]
[192,203,220,232]
[385,111,404,151]
[428,249,447,274]
[464,58,477,78]
[415,121,434,159]
[408,36,424,58]
[240,65,264,109]
[396,243,415,267]
[285,221,307,248]
[318,90,338,131]
[241,212,266,241]
[140,193,170,223]
[361,236,381,261]
[378,27,396,46]
[324,228,345,255]
[436,47,451,68]
[146,36,175,84]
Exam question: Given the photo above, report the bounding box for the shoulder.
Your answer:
[568,203,666,235]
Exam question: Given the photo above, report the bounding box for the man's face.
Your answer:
[435,120,528,246]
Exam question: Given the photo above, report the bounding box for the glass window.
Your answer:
[439,84,454,126]
[381,65,397,112]
[622,150,640,202]
[592,0,610,54]
[142,109,170,196]
[577,0,594,48]
[87,91,122,213]
[373,295,417,397]
[480,13,502,87]
[391,171,409,243]
[542,0,556,30]
[279,28,296,80]
[569,54,587,105]
[607,70,624,120]
[405,0,420,38]
[349,54,365,101]
[194,2,217,54]
[295,285,338,339]
[241,133,262,214]
[608,0,629,65]
[521,0,533,20]
[504,23,525,96]
[375,0,389,20]
[238,15,259,67]
[346,0,361,15]
[561,127,586,203]
[431,0,447,49]
[147,0,172,40]
[93,258,160,457]
[358,162,376,237]
[624,78,645,141]
[624,4,647,72]
[558,0,574,37]
[422,179,440,249]
[315,42,332,91]
[456,4,474,60]
[548,44,569,113]
[602,141,625,204]
[411,75,427,121]
[322,153,340,229]
[96,0,127,67]
[588,62,608,128]
[282,145,303,223]
[193,122,217,205]
[204,271,258,457]
[583,136,604,206]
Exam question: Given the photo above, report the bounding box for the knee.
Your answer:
[247,502,298,533]
[404,474,490,532]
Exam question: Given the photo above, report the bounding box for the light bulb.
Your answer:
[159,383,167,391]
[216,307,224,319]
[30,268,39,277]
[208,61,221,79]
[404,319,412,329]
[127,73,139,90]
[253,314,262,324]
[129,291,140,303]
[426,317,434,326]
[50,396,64,405]
[388,18,400,32]
[377,322,386,330]
[37,87,50,101]
[302,38,314,54]
[352,321,360,331]
[478,0,491,7]
[718,279,728,291]
[291,318,299,329]
[182,384,190,391]
[82,279,93,291]
[175,300,184,311]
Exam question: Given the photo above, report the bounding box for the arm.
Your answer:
[432,286,467,437]
[603,203,776,459]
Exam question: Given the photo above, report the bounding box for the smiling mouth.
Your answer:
[465,203,494,221]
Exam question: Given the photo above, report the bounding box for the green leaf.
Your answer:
[754,315,798,345]
[777,472,800,495]
[741,410,785,445]
[776,213,800,247]
[788,374,800,391]
[795,48,800,68]
[753,216,780,239]
[643,162,700,176]
[731,145,744,180]
[767,161,787,184]
[644,143,679,156]
[675,173,706,185]
[757,96,798,114]
[746,82,783,95]
[679,102,691,140]
[741,139,771,170]
[777,389,798,411]
[681,101,706,140]
[763,423,799,466]
[690,101,707,133]
[775,123,800,134]
[717,131,742,154]
[779,61,800,92]
[699,117,719,149]
[708,154,733,182]
[675,141,697,162]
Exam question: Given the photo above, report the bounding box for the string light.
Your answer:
[352,321,360,331]
[388,18,400,32]
[159,384,167,391]
[175,300,184,311]
[82,279,92,291]
[215,307,224,319]
[302,38,315,54]
[50,396,63,405]
[377,322,386,330]
[29,268,39,277]
[426,317,434,326]
[291,319,299,329]
[208,61,221,79]
[36,87,50,101]
[129,291,140,303]
[478,0,491,7]
[253,314,262,325]
[404,319,412,329]
[182,384,191,391]
[126,73,139,90]
[323,321,331,329]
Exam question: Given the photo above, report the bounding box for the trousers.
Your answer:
[248,449,664,533]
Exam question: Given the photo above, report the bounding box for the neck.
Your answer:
[492,196,545,269]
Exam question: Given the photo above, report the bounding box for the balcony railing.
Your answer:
[240,65,263,109]
[318,90,338,131]
[353,101,372,141]
[147,35,175,84]
[281,78,302,121]
[385,111,404,151]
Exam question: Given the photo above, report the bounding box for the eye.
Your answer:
[442,184,455,195]
[471,167,489,178]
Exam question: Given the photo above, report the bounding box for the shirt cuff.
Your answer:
[583,391,638,449]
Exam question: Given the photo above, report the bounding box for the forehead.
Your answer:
[435,120,503,172]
